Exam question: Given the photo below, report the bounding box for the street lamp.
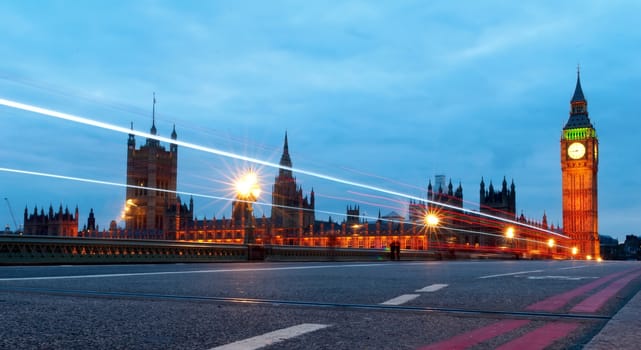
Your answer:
[425,213,440,227]
[235,170,261,244]
[547,238,555,258]
[424,212,440,250]
[504,226,515,251]
[235,171,261,200]
[505,227,515,239]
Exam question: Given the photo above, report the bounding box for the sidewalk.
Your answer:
[583,289,641,349]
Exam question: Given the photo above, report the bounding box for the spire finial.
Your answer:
[278,130,293,172]
[153,92,156,124]
[571,68,585,103]
[284,130,289,149]
[150,92,157,135]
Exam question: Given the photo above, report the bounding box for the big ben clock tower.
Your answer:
[561,70,599,259]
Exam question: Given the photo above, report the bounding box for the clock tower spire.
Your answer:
[561,70,599,259]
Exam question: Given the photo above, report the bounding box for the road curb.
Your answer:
[583,289,641,349]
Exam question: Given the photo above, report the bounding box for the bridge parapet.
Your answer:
[0,235,247,264]
[0,235,554,264]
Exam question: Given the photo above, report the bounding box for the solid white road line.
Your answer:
[209,323,330,350]
[415,284,448,292]
[0,263,385,282]
[558,265,589,270]
[526,275,597,280]
[380,294,420,305]
[478,269,543,279]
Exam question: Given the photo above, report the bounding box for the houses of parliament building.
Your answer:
[21,73,598,258]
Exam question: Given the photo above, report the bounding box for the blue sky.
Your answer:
[1,1,639,242]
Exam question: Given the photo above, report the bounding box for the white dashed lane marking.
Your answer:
[478,270,543,279]
[209,323,330,350]
[415,284,448,292]
[380,294,420,305]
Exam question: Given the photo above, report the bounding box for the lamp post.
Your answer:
[505,226,515,250]
[424,212,440,250]
[235,170,261,245]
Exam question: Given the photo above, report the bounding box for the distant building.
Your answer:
[480,177,516,220]
[86,208,96,232]
[123,95,192,239]
[345,205,360,227]
[17,82,580,258]
[23,204,78,236]
[623,235,640,260]
[434,175,446,196]
[599,235,619,260]
[270,132,315,236]
[408,176,463,223]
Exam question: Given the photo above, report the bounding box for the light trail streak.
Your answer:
[438,225,573,250]
[0,166,347,225]
[317,192,402,212]
[0,75,280,156]
[0,163,411,231]
[339,165,426,192]
[0,97,568,239]
[347,190,409,208]
[0,166,231,202]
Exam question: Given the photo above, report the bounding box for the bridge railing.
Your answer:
[0,235,553,265]
[0,234,247,264]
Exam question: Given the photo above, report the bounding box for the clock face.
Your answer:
[568,142,586,159]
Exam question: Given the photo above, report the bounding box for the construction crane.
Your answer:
[4,197,18,233]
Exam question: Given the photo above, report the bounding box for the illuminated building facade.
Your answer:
[23,204,79,236]
[480,177,516,220]
[16,93,570,257]
[561,71,599,258]
[409,176,463,225]
[23,125,561,257]
[124,96,192,238]
[270,132,315,236]
[428,178,464,229]
[346,205,360,227]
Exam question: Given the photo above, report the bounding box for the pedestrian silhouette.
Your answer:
[390,240,397,260]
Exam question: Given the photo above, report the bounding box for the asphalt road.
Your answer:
[1,260,640,349]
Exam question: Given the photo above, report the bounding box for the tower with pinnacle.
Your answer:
[561,70,599,258]
[270,132,315,235]
[124,94,183,236]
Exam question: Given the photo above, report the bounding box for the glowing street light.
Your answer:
[425,213,440,227]
[547,238,555,248]
[235,171,261,200]
[503,226,516,251]
[505,227,515,239]
[121,199,137,220]
[423,212,440,251]
[235,169,261,244]
[572,247,578,256]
